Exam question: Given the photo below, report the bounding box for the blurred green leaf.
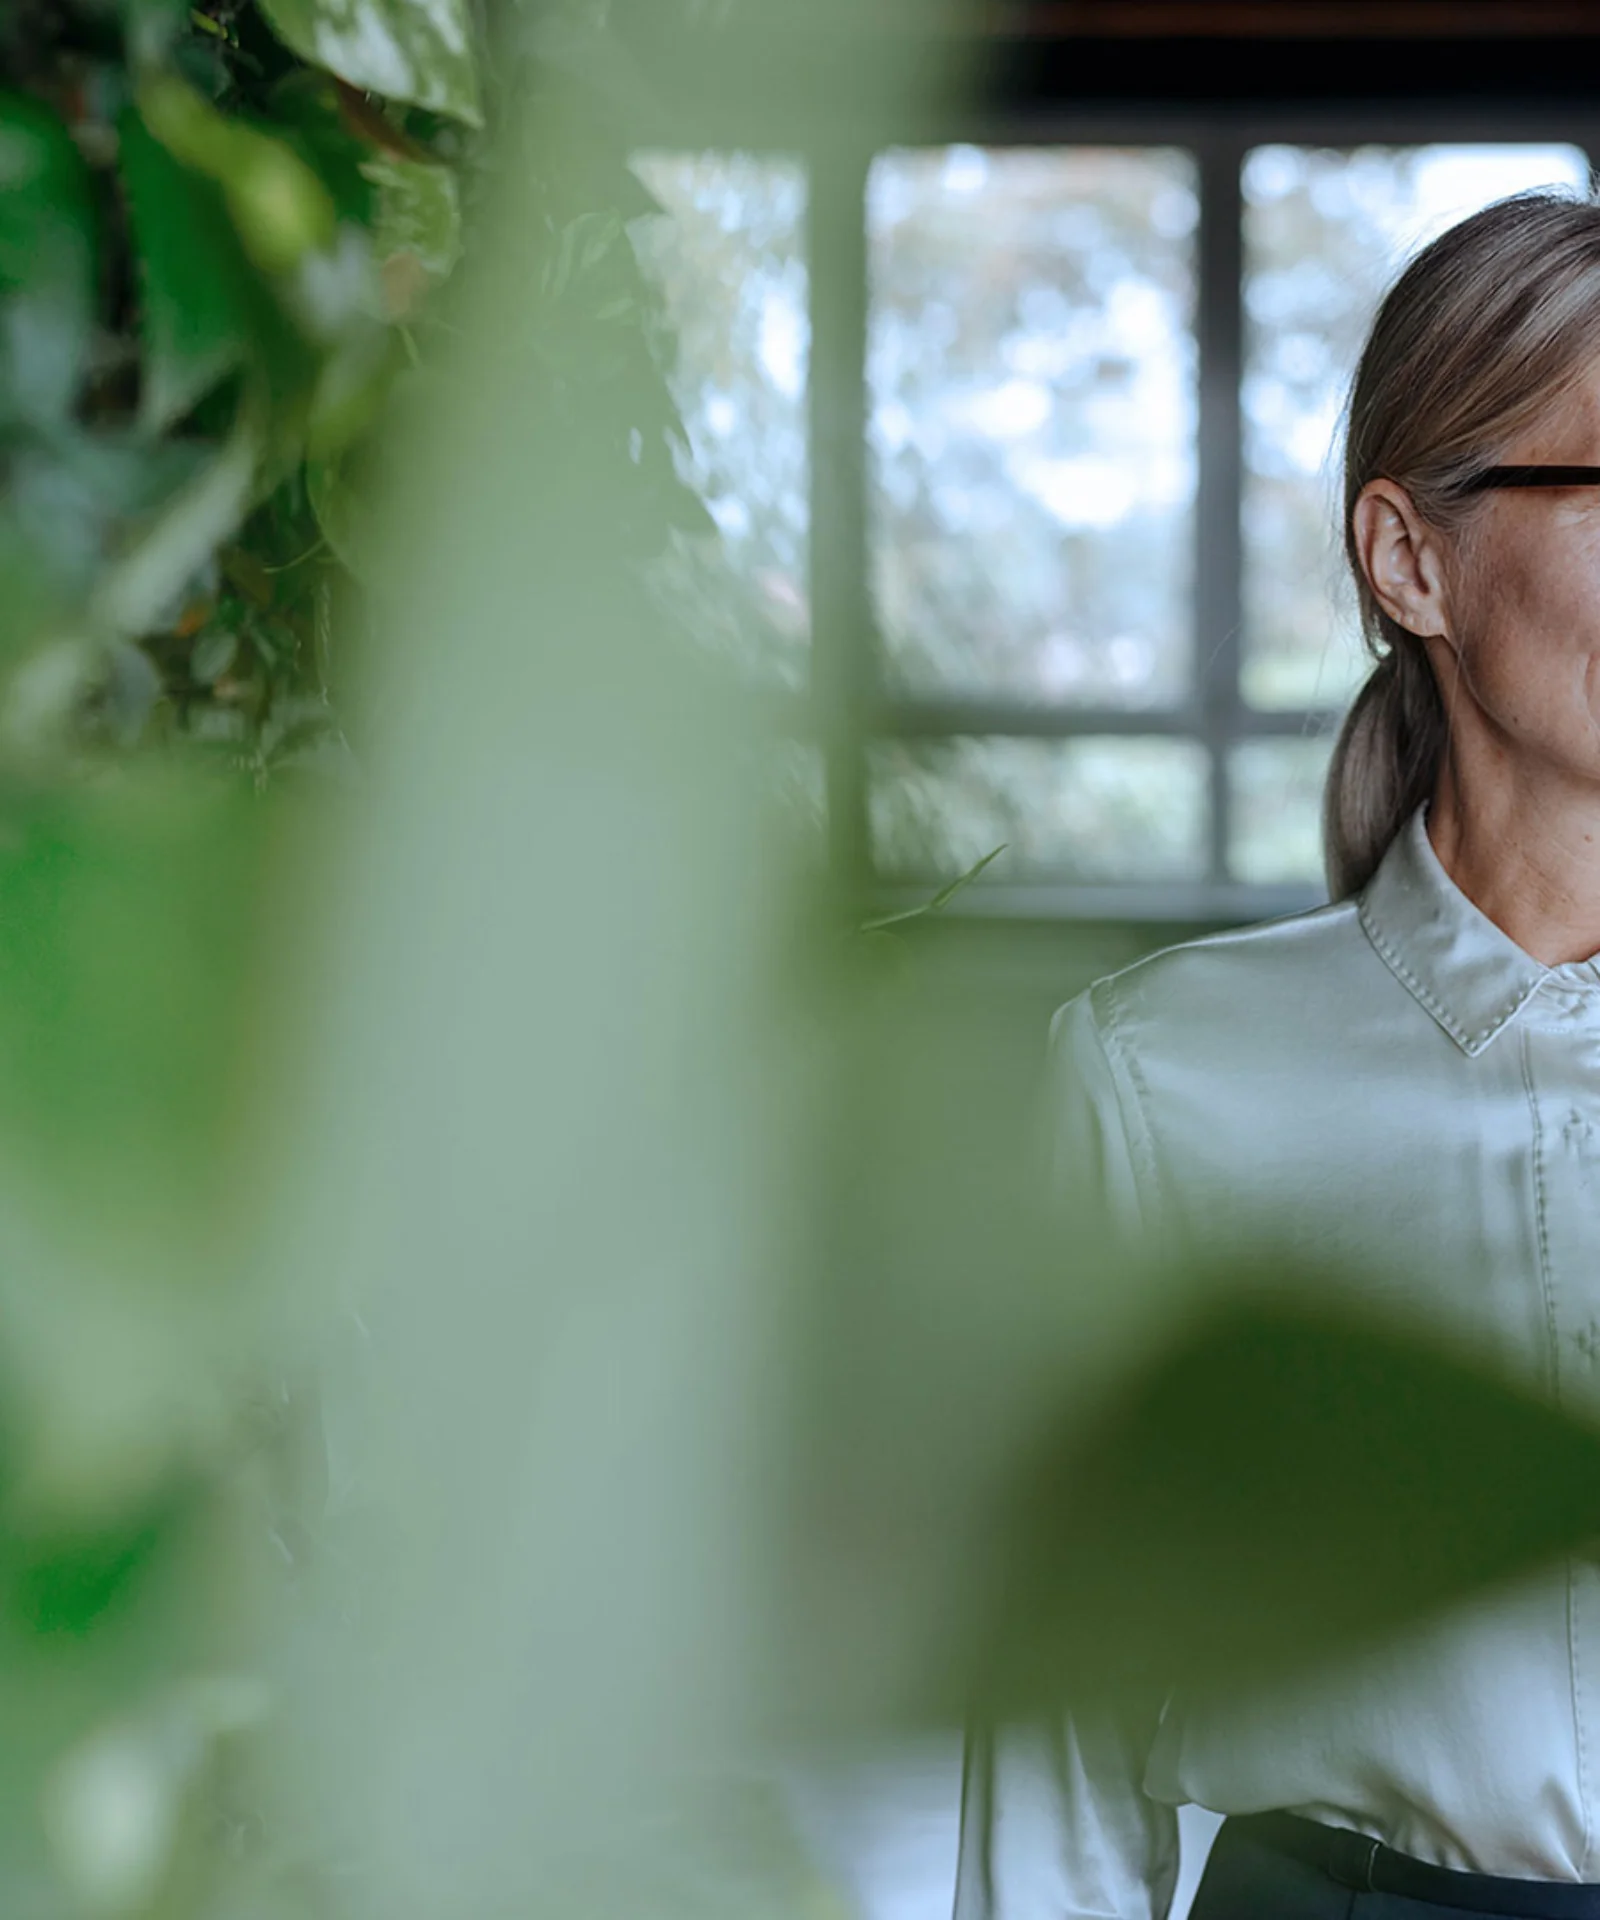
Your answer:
[3,430,206,610]
[0,516,70,672]
[2,1484,275,1909]
[121,0,194,65]
[119,108,261,433]
[258,690,340,771]
[220,545,273,609]
[304,451,370,574]
[79,640,164,751]
[190,625,238,685]
[13,1518,167,1640]
[769,983,1600,1739]
[255,0,484,128]
[0,91,97,427]
[976,1290,1600,1715]
[0,778,267,1232]
[91,393,265,637]
[363,153,461,281]
[265,69,380,228]
[0,761,310,1537]
[304,319,399,459]
[137,74,337,279]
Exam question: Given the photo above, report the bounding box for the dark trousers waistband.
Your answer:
[1231,1813,1600,1920]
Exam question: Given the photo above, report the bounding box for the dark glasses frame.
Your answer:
[1465,465,1600,490]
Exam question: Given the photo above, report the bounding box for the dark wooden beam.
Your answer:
[1012,2,1600,37]
[611,0,1600,136]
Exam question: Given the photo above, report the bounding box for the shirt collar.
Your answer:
[1358,806,1557,1057]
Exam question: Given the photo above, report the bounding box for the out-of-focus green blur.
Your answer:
[1,4,1600,1918]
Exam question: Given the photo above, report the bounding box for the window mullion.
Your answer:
[807,146,875,914]
[1194,135,1248,887]
[871,700,1338,739]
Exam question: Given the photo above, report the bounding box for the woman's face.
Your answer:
[1441,355,1600,785]
[1356,352,1600,790]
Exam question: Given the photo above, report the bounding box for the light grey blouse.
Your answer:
[956,804,1600,1919]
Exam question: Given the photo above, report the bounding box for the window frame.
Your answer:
[667,102,1600,920]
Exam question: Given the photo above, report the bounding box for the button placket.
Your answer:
[1538,1076,1600,1411]
[1524,1020,1600,1859]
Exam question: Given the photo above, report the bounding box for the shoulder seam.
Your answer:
[1095,896,1355,995]
[1087,973,1165,1232]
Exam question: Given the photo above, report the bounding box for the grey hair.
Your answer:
[1324,189,1600,898]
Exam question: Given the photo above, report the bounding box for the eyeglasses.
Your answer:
[1465,466,1600,491]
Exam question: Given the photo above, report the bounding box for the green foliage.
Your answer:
[0,0,710,816]
[0,779,267,1234]
[256,0,484,125]
[13,1513,166,1640]
[119,105,276,432]
[0,91,98,429]
[363,150,460,277]
[980,1290,1600,1713]
[0,8,777,1902]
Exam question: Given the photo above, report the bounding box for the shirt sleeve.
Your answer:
[950,984,1181,1920]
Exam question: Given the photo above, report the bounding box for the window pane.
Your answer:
[1230,736,1337,886]
[631,153,810,689]
[1242,143,1589,711]
[869,147,1198,706]
[870,737,1209,881]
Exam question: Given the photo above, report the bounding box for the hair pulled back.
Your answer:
[1325,191,1600,897]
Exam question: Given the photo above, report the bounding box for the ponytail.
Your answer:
[1322,643,1447,900]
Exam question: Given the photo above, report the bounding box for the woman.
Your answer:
[955,190,1600,1920]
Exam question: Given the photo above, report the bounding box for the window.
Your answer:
[633,133,1591,917]
[630,154,812,692]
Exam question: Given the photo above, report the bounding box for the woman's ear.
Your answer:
[1351,479,1454,645]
